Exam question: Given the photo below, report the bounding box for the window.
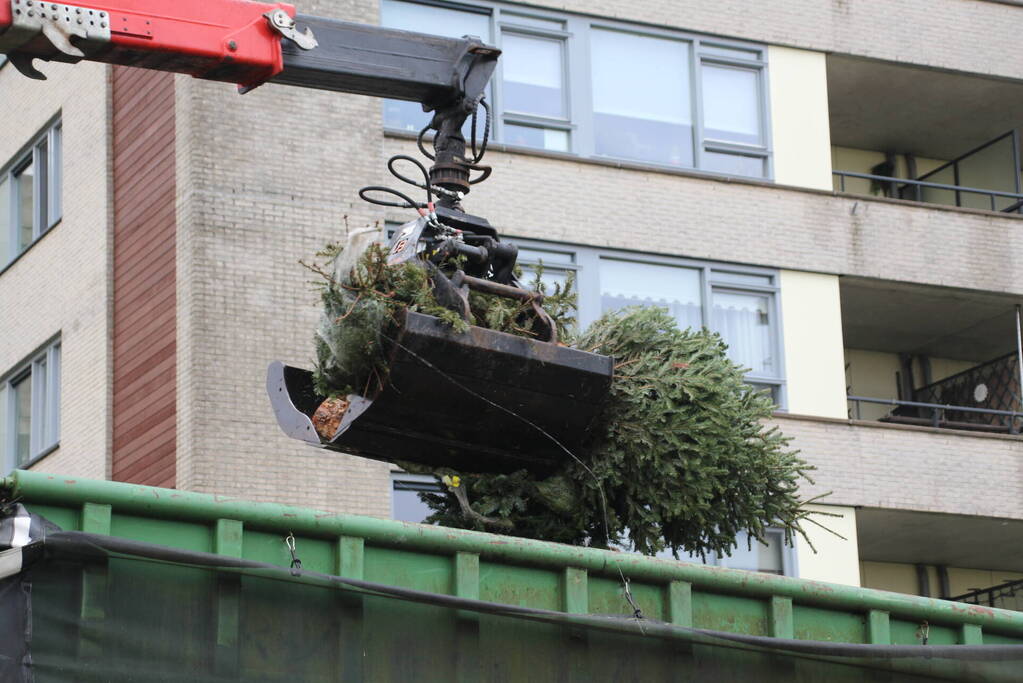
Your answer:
[518,241,785,404]
[391,474,795,575]
[392,473,442,522]
[2,339,61,472]
[381,1,770,178]
[1,118,62,268]
[658,529,796,576]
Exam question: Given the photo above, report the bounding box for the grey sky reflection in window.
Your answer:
[392,476,441,523]
[591,29,692,167]
[502,33,564,118]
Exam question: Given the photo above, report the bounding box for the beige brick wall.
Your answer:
[0,61,111,480]
[549,0,1023,81]
[173,0,394,515]
[774,414,1023,520]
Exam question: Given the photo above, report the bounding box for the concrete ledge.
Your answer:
[386,129,1023,224]
[774,411,1023,443]
[384,134,1023,297]
[770,414,1023,520]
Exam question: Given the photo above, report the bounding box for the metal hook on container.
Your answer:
[285,532,303,570]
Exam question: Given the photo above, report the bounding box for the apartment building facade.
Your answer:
[2,0,1023,602]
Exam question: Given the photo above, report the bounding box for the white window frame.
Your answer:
[2,337,61,473]
[515,239,787,407]
[1,117,63,271]
[380,1,772,179]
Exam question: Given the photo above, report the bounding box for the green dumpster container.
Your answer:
[2,470,1021,682]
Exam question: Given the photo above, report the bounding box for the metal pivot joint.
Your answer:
[264,8,316,51]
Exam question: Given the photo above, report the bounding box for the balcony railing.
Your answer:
[846,395,1023,434]
[832,171,1023,213]
[834,129,1023,213]
[951,579,1023,612]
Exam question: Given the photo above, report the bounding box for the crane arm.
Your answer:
[0,0,499,193]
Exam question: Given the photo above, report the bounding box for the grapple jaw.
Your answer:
[268,311,613,474]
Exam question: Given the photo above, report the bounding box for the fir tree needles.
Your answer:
[307,237,822,559]
[420,307,821,559]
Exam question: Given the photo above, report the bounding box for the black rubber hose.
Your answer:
[357,185,424,209]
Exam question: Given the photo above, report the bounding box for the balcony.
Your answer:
[828,54,1023,214]
[856,508,1023,604]
[841,277,1023,434]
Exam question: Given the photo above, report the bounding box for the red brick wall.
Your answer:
[111,67,176,487]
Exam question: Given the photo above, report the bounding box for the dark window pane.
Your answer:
[720,530,785,574]
[502,34,564,118]
[501,14,563,30]
[13,373,31,466]
[503,124,568,152]
[748,382,780,405]
[591,29,693,167]
[703,151,764,178]
[700,44,761,60]
[15,160,34,250]
[517,247,574,265]
[392,479,441,523]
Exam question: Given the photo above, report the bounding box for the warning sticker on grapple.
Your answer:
[387,217,428,265]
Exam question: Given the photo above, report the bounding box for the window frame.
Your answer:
[1,116,63,272]
[391,472,443,522]
[515,239,787,407]
[2,337,61,473]
[380,0,772,179]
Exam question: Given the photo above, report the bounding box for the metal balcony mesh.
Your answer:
[898,352,1020,430]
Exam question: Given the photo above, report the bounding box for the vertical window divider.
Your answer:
[47,124,62,229]
[691,40,706,172]
[700,265,712,329]
[2,380,11,473]
[489,7,504,144]
[47,343,60,446]
[34,138,48,238]
[31,359,45,457]
[759,48,774,181]
[569,15,594,158]
[3,174,12,262]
